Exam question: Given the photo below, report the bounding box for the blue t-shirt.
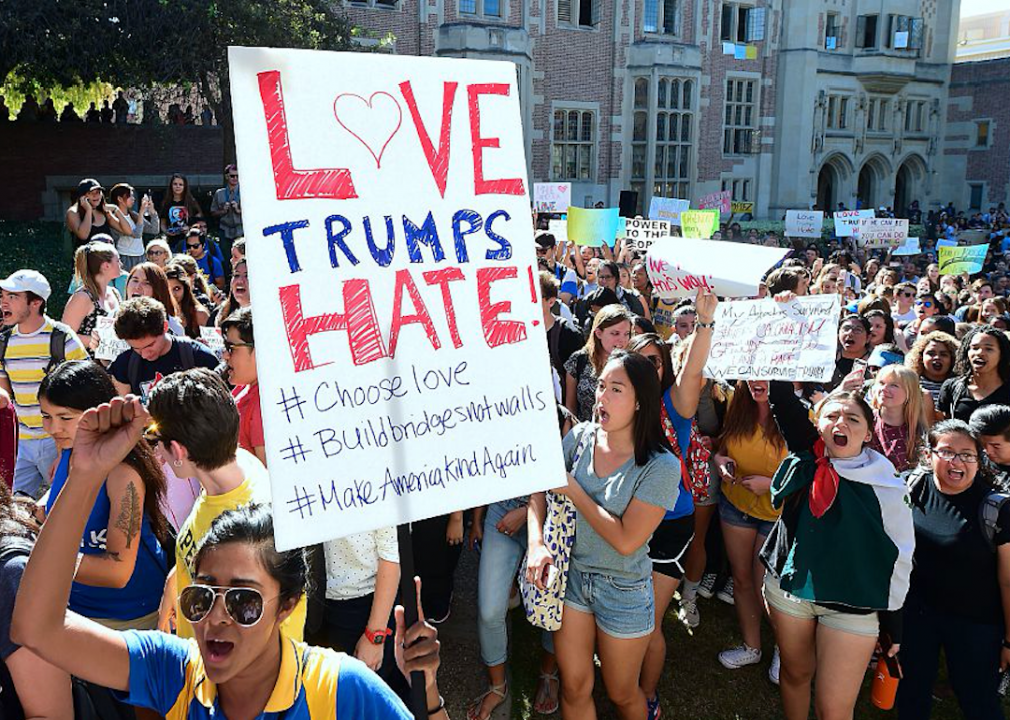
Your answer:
[46,450,167,620]
[662,389,696,521]
[117,630,412,719]
[196,254,224,284]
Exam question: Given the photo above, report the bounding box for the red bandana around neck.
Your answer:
[809,438,840,518]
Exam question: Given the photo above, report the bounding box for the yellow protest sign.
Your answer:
[680,209,720,239]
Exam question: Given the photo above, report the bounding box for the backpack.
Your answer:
[907,466,1010,551]
[126,336,196,393]
[0,320,71,376]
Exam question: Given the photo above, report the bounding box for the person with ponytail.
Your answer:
[62,240,123,353]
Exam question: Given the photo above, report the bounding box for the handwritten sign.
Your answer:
[858,218,909,248]
[785,210,824,238]
[893,237,921,256]
[567,206,620,247]
[645,237,788,300]
[731,201,754,214]
[704,296,841,383]
[698,190,731,215]
[833,209,874,237]
[229,47,565,549]
[624,218,671,252]
[533,183,571,213]
[200,326,225,359]
[939,244,988,275]
[547,218,568,245]
[680,209,720,239]
[94,315,130,362]
[648,197,690,226]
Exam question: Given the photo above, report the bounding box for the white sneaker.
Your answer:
[718,644,762,669]
[768,647,781,685]
[697,573,718,599]
[679,597,700,628]
[717,578,735,606]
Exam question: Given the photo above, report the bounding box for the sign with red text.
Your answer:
[858,218,909,248]
[229,47,565,550]
[698,190,732,215]
[833,209,874,237]
[645,237,788,300]
[533,183,571,213]
[704,296,840,383]
[785,210,824,238]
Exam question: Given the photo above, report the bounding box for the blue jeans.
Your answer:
[565,568,656,639]
[13,436,58,499]
[477,498,553,666]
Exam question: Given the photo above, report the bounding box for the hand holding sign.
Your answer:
[645,237,788,300]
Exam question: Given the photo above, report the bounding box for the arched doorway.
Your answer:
[857,155,892,210]
[817,165,836,211]
[894,155,926,216]
[816,154,853,211]
[857,165,875,209]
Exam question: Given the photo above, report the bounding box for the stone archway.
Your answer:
[857,154,892,210]
[894,154,927,216]
[816,153,854,211]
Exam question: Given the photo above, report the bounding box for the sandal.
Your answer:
[534,671,560,715]
[467,682,508,720]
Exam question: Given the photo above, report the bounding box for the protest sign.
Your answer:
[533,183,571,213]
[857,218,909,248]
[200,326,225,359]
[698,190,731,214]
[833,209,874,237]
[229,47,565,550]
[547,218,568,245]
[94,315,130,362]
[936,238,957,249]
[893,237,921,256]
[939,244,988,275]
[704,296,840,383]
[680,209,720,239]
[785,210,824,238]
[567,206,620,246]
[624,218,671,252]
[648,197,690,225]
[731,201,754,214]
[645,237,788,300]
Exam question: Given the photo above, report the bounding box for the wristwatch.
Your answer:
[365,627,392,645]
[696,320,716,329]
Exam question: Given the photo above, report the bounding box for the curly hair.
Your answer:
[905,331,958,378]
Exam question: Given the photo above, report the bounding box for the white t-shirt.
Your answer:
[323,527,399,601]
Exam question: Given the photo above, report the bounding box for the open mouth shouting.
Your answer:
[204,638,235,665]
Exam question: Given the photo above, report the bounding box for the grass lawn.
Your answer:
[0,221,75,318]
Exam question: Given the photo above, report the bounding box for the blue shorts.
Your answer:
[719,495,776,537]
[564,568,655,639]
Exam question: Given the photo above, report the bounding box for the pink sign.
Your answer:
[698,190,731,215]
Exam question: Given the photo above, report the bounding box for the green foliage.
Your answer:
[1,72,115,117]
[0,221,74,318]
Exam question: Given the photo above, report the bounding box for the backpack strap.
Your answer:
[979,491,1010,552]
[127,351,141,394]
[0,327,12,373]
[178,338,196,370]
[575,351,588,384]
[46,322,69,375]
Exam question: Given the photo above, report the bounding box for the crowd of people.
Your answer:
[0,93,216,126]
[1,174,1010,720]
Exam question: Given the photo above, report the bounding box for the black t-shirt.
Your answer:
[0,546,29,720]
[909,475,1010,625]
[546,318,584,387]
[937,376,1010,423]
[109,335,219,398]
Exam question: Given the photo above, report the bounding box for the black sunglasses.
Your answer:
[223,340,254,353]
[179,584,269,626]
[187,243,202,249]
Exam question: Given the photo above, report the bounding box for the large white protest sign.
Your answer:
[648,197,690,226]
[705,296,841,383]
[833,209,874,237]
[858,218,909,248]
[624,218,671,252]
[785,210,824,238]
[229,47,565,550]
[533,183,571,213]
[645,237,788,300]
[94,316,130,362]
[547,218,568,245]
[893,237,921,256]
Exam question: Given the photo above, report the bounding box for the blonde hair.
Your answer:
[73,241,118,301]
[870,364,928,460]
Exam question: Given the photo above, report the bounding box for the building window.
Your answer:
[721,178,752,201]
[644,0,677,34]
[825,13,840,49]
[866,97,888,132]
[351,0,399,7]
[720,3,765,43]
[559,0,595,27]
[723,78,757,155]
[884,15,923,53]
[825,94,848,130]
[976,120,991,148]
[969,183,984,211]
[856,14,878,49]
[459,0,500,14]
[551,109,595,181]
[654,79,694,200]
[904,100,926,133]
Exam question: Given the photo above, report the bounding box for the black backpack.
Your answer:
[126,336,196,393]
[0,320,71,376]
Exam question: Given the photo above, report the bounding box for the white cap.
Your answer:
[0,270,51,301]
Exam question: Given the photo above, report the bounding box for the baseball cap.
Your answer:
[76,178,104,196]
[535,231,556,249]
[0,270,52,301]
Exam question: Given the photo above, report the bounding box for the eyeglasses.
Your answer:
[535,246,549,255]
[147,249,168,256]
[915,299,934,308]
[900,292,914,298]
[179,584,269,626]
[226,174,238,178]
[187,243,202,249]
[931,448,979,464]
[223,340,254,354]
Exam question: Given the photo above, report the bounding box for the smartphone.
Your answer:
[544,564,560,589]
[852,358,869,379]
[724,459,737,479]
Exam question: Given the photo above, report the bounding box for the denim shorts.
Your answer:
[719,495,776,537]
[564,568,655,639]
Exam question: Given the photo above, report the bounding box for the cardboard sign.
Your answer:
[547,218,568,245]
[892,237,921,256]
[785,210,824,238]
[704,296,841,383]
[229,47,565,549]
[533,183,571,213]
[939,244,988,275]
[858,218,909,248]
[624,218,671,252]
[936,238,957,249]
[833,209,874,237]
[645,237,788,300]
[680,209,720,239]
[567,207,620,246]
[698,190,731,214]
[200,326,225,359]
[731,201,754,214]
[648,197,690,226]
[94,315,130,362]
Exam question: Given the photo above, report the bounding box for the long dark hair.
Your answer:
[165,264,207,339]
[160,173,200,218]
[602,350,671,465]
[127,262,179,318]
[38,361,170,545]
[955,325,1010,382]
[720,381,784,453]
[0,481,37,541]
[625,333,674,394]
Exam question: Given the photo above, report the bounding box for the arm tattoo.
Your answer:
[115,481,142,549]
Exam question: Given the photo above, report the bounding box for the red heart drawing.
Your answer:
[333,92,402,168]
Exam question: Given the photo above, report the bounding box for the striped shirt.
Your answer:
[0,318,87,440]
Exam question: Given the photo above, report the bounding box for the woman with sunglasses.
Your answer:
[144,238,172,269]
[898,292,941,353]
[11,394,445,718]
[897,421,1010,719]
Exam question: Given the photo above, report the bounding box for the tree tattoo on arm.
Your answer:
[115,481,142,549]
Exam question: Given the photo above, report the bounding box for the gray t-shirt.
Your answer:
[564,423,680,581]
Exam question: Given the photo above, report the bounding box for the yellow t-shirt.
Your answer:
[721,428,788,523]
[651,299,679,341]
[174,450,307,640]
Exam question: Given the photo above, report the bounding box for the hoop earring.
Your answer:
[173,460,182,468]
